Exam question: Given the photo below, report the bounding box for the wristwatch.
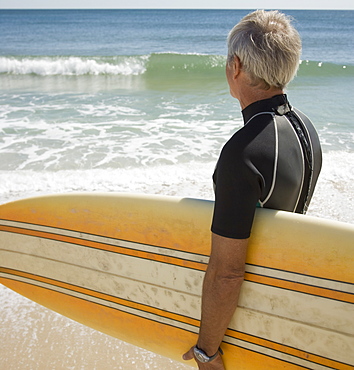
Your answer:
[193,345,220,363]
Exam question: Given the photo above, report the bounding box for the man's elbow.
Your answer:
[216,269,245,284]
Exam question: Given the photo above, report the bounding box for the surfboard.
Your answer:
[0,193,353,369]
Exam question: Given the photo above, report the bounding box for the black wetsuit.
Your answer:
[211,94,322,239]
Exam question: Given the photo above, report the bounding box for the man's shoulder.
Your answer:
[226,112,276,147]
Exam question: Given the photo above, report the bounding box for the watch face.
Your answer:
[193,347,210,363]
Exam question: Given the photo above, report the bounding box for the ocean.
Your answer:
[0,9,353,369]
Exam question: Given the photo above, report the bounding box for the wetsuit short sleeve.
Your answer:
[211,135,262,239]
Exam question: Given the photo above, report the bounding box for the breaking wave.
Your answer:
[0,54,352,77]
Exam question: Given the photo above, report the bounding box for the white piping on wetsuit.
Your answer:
[245,111,279,208]
[244,111,273,126]
[259,114,278,207]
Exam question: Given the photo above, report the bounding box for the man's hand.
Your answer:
[183,346,225,370]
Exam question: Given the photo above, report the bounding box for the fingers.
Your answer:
[182,346,195,361]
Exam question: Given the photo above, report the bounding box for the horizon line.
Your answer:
[1,7,354,11]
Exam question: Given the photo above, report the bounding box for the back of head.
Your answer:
[227,10,302,90]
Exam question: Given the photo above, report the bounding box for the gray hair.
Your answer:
[227,10,302,90]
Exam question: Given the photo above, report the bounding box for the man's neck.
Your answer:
[235,72,284,109]
[238,87,284,110]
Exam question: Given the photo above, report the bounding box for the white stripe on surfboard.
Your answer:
[0,271,342,370]
[1,219,353,296]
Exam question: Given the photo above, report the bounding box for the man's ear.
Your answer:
[232,56,242,80]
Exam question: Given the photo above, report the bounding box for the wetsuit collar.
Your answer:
[242,94,291,124]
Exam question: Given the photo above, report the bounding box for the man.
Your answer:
[183,10,322,369]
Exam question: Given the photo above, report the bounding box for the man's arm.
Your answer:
[183,233,249,369]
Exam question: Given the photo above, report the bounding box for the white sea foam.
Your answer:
[307,151,354,223]
[0,103,238,171]
[0,56,147,76]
